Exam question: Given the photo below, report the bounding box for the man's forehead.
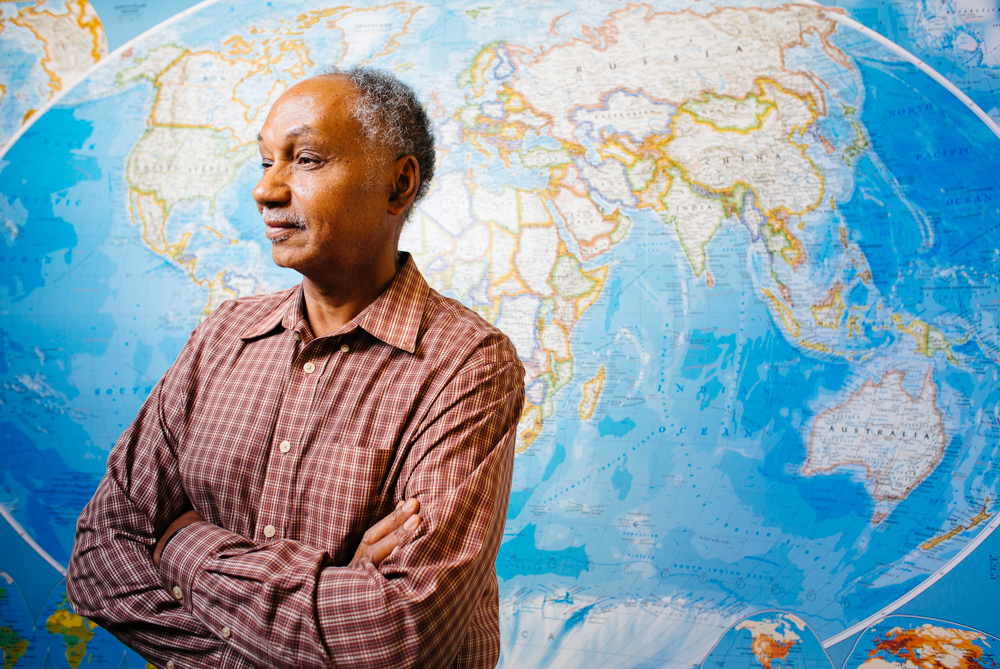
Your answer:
[258,76,362,144]
[257,125,321,143]
[279,75,358,115]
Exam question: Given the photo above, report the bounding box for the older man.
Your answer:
[66,68,524,669]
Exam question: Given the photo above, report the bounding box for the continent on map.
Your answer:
[856,623,994,669]
[735,614,805,669]
[45,598,96,669]
[802,368,946,518]
[0,624,29,669]
[0,1,106,149]
[0,583,29,669]
[503,3,840,278]
[6,0,1000,667]
[116,3,422,314]
[0,615,28,669]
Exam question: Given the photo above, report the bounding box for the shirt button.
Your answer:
[172,585,183,600]
[293,331,301,341]
[303,361,315,374]
[279,440,291,453]
[264,524,276,538]
[167,662,176,669]
[221,626,231,638]
[340,344,349,353]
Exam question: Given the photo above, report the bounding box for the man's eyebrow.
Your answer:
[257,125,320,143]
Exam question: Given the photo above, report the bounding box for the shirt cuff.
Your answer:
[159,521,251,617]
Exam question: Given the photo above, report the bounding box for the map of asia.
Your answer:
[2,0,1000,667]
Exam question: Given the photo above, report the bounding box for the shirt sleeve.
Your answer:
[157,334,524,669]
[66,321,254,669]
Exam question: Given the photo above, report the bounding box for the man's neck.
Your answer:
[300,253,402,336]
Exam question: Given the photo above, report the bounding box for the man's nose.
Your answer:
[253,162,291,207]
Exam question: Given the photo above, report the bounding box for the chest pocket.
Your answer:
[289,442,396,565]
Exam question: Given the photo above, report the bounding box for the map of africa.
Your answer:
[2,0,1000,667]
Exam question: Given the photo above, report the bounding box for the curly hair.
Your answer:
[324,66,436,215]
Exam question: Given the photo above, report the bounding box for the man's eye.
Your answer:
[261,161,273,170]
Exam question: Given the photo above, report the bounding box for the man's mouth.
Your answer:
[262,208,307,242]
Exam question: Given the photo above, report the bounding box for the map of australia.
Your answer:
[803,369,946,520]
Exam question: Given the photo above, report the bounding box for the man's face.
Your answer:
[253,75,395,280]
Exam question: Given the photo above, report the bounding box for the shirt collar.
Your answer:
[353,253,427,354]
[239,253,428,354]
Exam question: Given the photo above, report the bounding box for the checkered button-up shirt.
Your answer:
[66,255,525,669]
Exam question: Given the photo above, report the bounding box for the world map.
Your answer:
[702,612,832,669]
[2,0,1000,667]
[843,616,1000,669]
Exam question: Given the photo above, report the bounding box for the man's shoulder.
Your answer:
[196,287,297,341]
[422,289,522,369]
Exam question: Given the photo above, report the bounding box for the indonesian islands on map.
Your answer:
[2,0,1000,667]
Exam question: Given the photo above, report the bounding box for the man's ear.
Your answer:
[387,155,420,216]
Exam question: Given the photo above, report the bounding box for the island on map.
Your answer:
[802,368,946,521]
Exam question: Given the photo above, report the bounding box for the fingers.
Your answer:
[355,499,420,561]
[361,498,418,545]
[363,514,420,567]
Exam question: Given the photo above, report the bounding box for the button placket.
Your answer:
[257,341,325,543]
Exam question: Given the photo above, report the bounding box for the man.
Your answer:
[66,67,525,669]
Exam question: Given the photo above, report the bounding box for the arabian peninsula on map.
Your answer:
[2,0,1000,667]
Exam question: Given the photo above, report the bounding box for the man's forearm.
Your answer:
[156,420,515,669]
[66,365,237,669]
[67,522,233,669]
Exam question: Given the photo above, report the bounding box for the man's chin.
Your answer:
[270,241,306,270]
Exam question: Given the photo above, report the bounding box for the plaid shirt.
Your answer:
[66,255,524,669]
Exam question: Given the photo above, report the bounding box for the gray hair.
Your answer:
[325,65,435,213]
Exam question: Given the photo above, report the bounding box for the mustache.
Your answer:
[261,208,307,228]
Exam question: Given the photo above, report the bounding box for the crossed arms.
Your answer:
[66,319,524,669]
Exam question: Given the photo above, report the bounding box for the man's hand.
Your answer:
[152,509,204,567]
[152,501,421,570]
[351,498,421,568]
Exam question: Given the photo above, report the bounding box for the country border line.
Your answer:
[0,0,224,570]
[816,6,1000,140]
[802,3,1000,647]
[0,0,222,161]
